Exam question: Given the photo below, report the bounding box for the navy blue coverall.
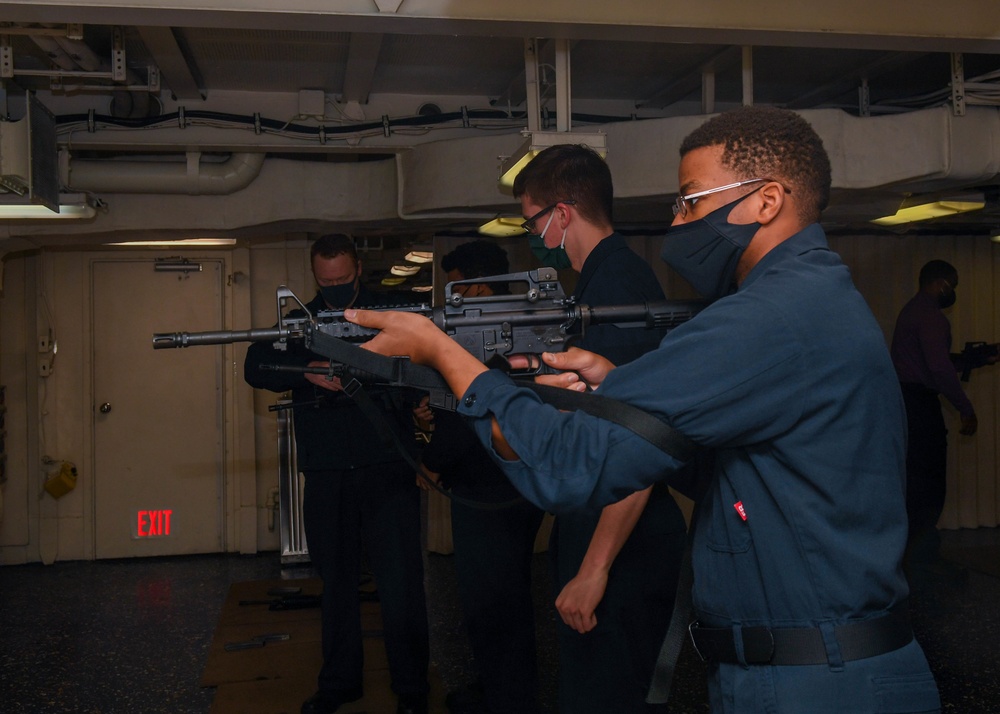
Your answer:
[456,226,940,713]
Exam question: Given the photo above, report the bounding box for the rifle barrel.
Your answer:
[152,327,285,348]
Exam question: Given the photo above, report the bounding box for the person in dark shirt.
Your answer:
[513,144,687,714]
[418,240,545,714]
[346,106,941,714]
[244,234,429,714]
[890,259,996,580]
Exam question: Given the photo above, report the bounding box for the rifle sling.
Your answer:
[310,331,698,463]
[519,382,699,463]
[646,528,696,704]
[310,331,450,396]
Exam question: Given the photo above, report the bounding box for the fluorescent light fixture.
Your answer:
[390,264,421,277]
[109,238,237,247]
[404,250,434,264]
[0,192,96,220]
[411,284,433,293]
[381,276,407,286]
[990,229,1000,243]
[498,131,608,190]
[872,199,985,226]
[478,216,526,237]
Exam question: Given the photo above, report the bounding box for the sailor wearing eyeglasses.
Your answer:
[346,106,940,713]
[512,143,688,714]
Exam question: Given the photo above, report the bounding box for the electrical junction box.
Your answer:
[298,89,326,118]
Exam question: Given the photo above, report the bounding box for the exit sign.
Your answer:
[133,509,174,538]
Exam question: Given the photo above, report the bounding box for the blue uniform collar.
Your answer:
[737,223,829,292]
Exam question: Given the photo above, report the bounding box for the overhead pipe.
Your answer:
[64,152,266,195]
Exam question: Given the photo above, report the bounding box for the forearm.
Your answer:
[576,487,652,577]
[427,336,489,405]
[459,370,679,512]
[928,366,975,416]
[400,327,520,456]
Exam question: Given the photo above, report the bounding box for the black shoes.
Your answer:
[300,686,426,714]
[444,682,486,714]
[396,692,429,714]
[300,687,364,714]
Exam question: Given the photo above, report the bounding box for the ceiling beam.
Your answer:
[136,26,203,100]
[637,46,742,110]
[496,68,527,110]
[782,52,932,109]
[341,32,382,105]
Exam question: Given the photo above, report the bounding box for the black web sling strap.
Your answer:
[310,330,700,702]
[310,330,700,464]
[520,383,700,462]
[646,518,698,704]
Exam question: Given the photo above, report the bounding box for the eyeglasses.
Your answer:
[520,200,576,234]
[672,178,773,218]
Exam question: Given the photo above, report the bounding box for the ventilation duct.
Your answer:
[65,152,265,195]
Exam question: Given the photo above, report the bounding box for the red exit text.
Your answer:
[136,509,173,537]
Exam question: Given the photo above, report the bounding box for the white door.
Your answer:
[92,258,225,558]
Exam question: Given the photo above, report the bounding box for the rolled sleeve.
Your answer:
[457,370,681,513]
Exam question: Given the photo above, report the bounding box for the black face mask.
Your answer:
[659,190,763,300]
[938,286,956,309]
[320,279,359,309]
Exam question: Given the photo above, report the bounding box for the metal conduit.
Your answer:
[65,152,266,195]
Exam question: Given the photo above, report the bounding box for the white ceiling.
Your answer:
[2,1,1000,245]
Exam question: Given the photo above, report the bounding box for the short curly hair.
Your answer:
[680,106,832,224]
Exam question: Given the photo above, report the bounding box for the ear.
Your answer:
[753,181,787,226]
[556,201,574,229]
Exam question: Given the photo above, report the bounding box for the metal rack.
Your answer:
[276,400,309,565]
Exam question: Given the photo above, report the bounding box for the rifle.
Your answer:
[152,268,706,409]
[952,341,1000,382]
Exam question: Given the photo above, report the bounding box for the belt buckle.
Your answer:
[688,621,708,662]
[744,625,776,664]
[342,377,363,397]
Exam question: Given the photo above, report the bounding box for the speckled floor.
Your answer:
[1,528,998,714]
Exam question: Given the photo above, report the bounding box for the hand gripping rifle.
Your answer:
[152,267,706,413]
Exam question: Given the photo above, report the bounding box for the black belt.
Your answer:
[688,610,913,666]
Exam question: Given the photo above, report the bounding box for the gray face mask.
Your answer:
[659,190,763,300]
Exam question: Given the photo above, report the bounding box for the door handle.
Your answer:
[99,402,112,414]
